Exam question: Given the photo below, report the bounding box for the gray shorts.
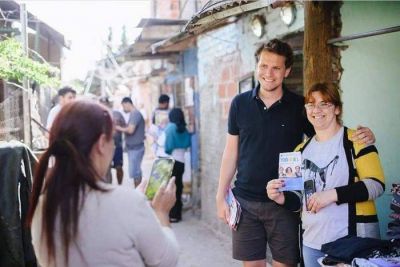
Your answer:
[232,196,300,264]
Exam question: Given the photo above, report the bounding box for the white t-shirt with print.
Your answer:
[301,126,349,250]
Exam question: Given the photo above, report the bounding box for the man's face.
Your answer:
[159,102,169,109]
[59,92,76,106]
[121,102,133,113]
[256,50,291,93]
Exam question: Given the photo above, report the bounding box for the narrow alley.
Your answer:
[1,1,399,266]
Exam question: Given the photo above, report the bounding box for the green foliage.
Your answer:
[0,38,60,86]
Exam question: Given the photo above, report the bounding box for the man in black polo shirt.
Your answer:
[216,39,374,267]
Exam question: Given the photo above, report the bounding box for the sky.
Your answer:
[22,0,150,82]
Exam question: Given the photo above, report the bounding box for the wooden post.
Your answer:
[303,1,342,93]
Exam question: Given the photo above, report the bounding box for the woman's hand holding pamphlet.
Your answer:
[225,187,241,231]
[278,152,304,191]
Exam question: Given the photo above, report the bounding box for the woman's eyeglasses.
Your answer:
[304,102,333,111]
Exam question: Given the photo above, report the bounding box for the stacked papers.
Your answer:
[225,187,241,231]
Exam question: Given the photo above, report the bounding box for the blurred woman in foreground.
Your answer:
[27,100,179,267]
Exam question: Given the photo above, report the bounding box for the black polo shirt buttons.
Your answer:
[264,106,267,110]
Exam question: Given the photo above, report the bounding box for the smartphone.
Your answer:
[145,157,175,200]
[304,179,316,211]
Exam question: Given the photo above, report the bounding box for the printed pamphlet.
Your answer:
[225,187,241,231]
[278,152,304,191]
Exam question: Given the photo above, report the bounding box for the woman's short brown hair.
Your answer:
[305,82,343,123]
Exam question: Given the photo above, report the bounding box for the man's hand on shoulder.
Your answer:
[351,125,375,145]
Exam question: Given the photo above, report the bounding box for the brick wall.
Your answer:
[197,21,256,234]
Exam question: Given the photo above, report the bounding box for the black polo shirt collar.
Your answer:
[251,83,292,105]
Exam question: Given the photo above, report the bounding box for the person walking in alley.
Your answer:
[27,100,179,267]
[152,94,170,124]
[99,96,126,184]
[216,39,376,267]
[116,97,146,187]
[46,86,76,132]
[149,94,171,156]
[158,108,191,223]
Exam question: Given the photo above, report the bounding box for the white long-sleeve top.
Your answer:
[46,104,61,131]
[31,182,179,267]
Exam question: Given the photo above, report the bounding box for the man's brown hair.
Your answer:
[255,39,294,68]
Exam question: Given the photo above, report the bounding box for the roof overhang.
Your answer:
[152,0,278,53]
[184,0,278,34]
[151,16,237,54]
[121,18,188,60]
[137,18,188,27]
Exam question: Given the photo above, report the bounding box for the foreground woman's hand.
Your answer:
[152,177,176,227]
[266,179,285,205]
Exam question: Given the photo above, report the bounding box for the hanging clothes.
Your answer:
[0,141,37,267]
